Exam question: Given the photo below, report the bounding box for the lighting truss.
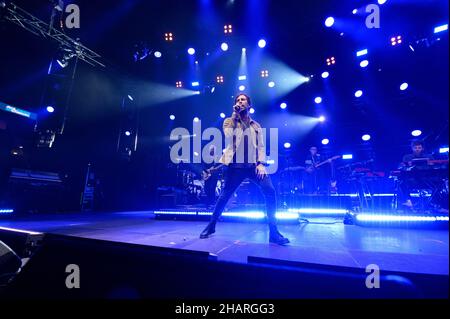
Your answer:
[2,2,104,68]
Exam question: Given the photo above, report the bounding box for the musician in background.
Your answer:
[303,146,326,194]
[398,140,434,209]
[202,145,221,208]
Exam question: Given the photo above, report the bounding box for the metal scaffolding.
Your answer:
[1,1,105,68]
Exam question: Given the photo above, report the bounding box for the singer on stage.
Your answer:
[199,93,290,245]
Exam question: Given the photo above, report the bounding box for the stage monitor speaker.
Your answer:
[0,240,22,284]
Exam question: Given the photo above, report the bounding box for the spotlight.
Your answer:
[318,116,326,122]
[154,51,162,58]
[261,70,269,78]
[192,81,200,87]
[378,0,387,4]
[322,138,330,145]
[356,49,368,57]
[342,154,353,160]
[354,90,363,98]
[127,95,134,101]
[314,97,322,104]
[193,117,200,122]
[362,134,371,141]
[169,115,175,120]
[221,42,229,51]
[434,24,448,33]
[164,32,174,41]
[326,57,336,66]
[220,113,226,118]
[360,60,369,68]
[321,71,329,79]
[391,35,402,46]
[284,142,291,149]
[239,85,246,91]
[238,75,247,81]
[176,81,183,88]
[411,130,422,137]
[352,9,358,14]
[224,24,233,34]
[125,131,131,136]
[249,108,255,114]
[400,82,408,91]
[325,17,335,27]
[268,81,275,88]
[439,147,449,153]
[280,102,287,109]
[46,106,55,113]
[216,75,224,83]
[258,39,267,48]
[187,48,196,55]
[242,48,246,53]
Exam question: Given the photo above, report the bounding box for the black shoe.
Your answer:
[269,231,290,245]
[200,222,216,239]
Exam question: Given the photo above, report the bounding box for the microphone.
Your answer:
[233,104,240,112]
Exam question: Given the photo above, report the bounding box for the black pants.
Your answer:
[210,166,277,228]
[204,173,219,206]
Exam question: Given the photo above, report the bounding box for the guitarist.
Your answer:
[303,146,324,194]
[202,145,221,208]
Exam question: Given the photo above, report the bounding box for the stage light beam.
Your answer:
[325,17,335,27]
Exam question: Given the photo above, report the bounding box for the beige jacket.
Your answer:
[219,116,266,165]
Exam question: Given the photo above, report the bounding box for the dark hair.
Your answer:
[411,140,424,148]
[234,93,251,106]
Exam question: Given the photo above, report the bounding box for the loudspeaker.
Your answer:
[0,240,22,284]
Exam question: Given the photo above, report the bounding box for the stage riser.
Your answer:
[2,233,447,298]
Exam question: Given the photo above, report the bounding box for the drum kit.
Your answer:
[174,162,225,203]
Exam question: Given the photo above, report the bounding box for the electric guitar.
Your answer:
[201,164,224,181]
[305,155,341,173]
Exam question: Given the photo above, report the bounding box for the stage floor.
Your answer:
[0,211,448,275]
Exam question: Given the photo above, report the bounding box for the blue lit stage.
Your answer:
[1,210,448,276]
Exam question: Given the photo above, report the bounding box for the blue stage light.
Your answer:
[356,49,368,57]
[154,51,162,58]
[127,95,134,101]
[238,75,247,81]
[355,90,363,98]
[400,82,408,91]
[342,154,353,160]
[192,81,200,87]
[220,113,226,118]
[193,117,200,122]
[322,138,329,145]
[439,147,449,153]
[46,106,55,113]
[378,0,387,4]
[321,71,329,79]
[258,39,267,48]
[284,142,291,149]
[314,97,322,104]
[0,209,14,214]
[352,9,358,14]
[187,48,195,55]
[268,81,275,88]
[411,130,422,137]
[434,24,448,33]
[239,85,246,91]
[249,108,255,114]
[221,42,229,51]
[318,116,326,122]
[169,114,175,120]
[280,102,287,109]
[125,131,131,136]
[362,134,371,141]
[360,60,369,68]
[325,17,335,27]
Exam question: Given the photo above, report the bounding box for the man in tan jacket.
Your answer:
[199,93,289,245]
